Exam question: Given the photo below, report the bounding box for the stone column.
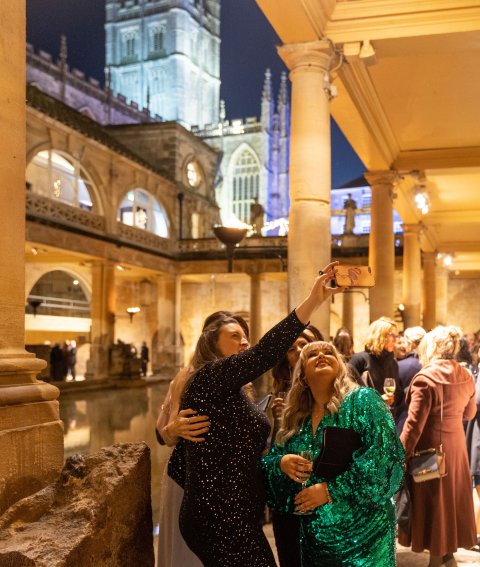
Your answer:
[342,291,354,334]
[85,260,116,380]
[174,275,183,368]
[402,223,422,327]
[140,278,157,375]
[155,275,177,371]
[436,266,449,325]
[278,40,336,337]
[248,271,262,345]
[365,171,398,322]
[0,1,63,515]
[422,252,436,330]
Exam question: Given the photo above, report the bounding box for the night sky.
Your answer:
[26,0,364,187]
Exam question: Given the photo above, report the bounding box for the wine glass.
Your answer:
[293,450,313,516]
[383,378,396,396]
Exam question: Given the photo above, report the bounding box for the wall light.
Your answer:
[126,306,141,323]
[414,189,430,215]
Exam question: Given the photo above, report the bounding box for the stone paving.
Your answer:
[263,524,480,566]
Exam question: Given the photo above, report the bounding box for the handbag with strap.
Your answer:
[408,385,447,483]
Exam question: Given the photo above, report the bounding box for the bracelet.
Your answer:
[324,483,333,504]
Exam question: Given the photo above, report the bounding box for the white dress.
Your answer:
[157,452,202,567]
[156,371,202,567]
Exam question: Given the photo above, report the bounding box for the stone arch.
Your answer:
[25,266,92,302]
[26,147,104,215]
[26,269,92,319]
[117,187,171,237]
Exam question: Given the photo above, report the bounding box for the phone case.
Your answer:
[334,265,375,288]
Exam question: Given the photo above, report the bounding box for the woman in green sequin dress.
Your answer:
[262,341,405,567]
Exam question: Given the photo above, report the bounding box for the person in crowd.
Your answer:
[168,263,347,566]
[140,341,149,377]
[262,341,404,566]
[66,339,77,380]
[399,326,477,567]
[269,324,323,567]
[392,326,426,434]
[458,336,480,551]
[394,334,409,361]
[61,341,71,380]
[466,332,479,366]
[348,317,399,403]
[50,343,64,381]
[156,312,247,567]
[332,326,354,361]
[456,336,479,378]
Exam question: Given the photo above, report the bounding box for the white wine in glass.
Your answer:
[383,378,396,395]
[294,450,313,516]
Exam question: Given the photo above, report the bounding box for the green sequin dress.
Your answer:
[262,387,405,567]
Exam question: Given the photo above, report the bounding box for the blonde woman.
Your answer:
[400,326,477,567]
[262,341,404,566]
[348,316,399,395]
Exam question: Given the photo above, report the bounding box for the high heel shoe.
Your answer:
[442,555,457,567]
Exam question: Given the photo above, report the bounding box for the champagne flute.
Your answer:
[383,378,396,396]
[294,450,313,515]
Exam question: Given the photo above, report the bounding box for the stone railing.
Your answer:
[177,235,288,254]
[26,192,106,233]
[116,222,174,254]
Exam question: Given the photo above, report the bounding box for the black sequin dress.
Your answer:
[170,311,306,567]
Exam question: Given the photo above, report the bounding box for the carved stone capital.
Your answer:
[278,39,336,74]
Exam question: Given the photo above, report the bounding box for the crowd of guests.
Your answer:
[155,268,480,567]
[49,339,76,381]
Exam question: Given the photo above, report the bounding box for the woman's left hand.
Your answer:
[294,483,330,513]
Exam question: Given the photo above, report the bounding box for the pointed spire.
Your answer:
[59,34,68,68]
[277,71,288,106]
[219,99,226,122]
[105,66,112,90]
[262,68,272,102]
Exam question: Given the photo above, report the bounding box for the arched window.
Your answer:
[26,270,90,318]
[231,149,260,223]
[26,150,95,211]
[118,189,169,237]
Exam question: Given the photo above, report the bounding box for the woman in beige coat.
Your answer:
[400,325,477,567]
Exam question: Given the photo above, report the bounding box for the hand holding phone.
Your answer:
[333,265,375,288]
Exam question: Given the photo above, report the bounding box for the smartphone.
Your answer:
[333,265,375,288]
[256,393,273,413]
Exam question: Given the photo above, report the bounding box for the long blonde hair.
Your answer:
[418,325,462,367]
[364,317,397,356]
[276,341,359,445]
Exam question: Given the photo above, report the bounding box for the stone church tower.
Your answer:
[105,0,220,129]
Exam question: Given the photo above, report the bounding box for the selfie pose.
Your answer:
[168,263,346,567]
[263,341,404,567]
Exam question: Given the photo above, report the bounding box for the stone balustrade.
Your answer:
[26,192,106,233]
[116,221,174,254]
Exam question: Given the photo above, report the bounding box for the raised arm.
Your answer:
[190,263,346,396]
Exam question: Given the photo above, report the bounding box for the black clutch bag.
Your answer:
[313,426,362,480]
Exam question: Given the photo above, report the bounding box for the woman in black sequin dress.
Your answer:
[168,264,345,567]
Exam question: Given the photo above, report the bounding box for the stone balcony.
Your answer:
[26,192,106,234]
[26,194,403,263]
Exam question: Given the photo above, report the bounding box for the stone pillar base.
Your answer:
[85,343,110,380]
[0,355,63,516]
